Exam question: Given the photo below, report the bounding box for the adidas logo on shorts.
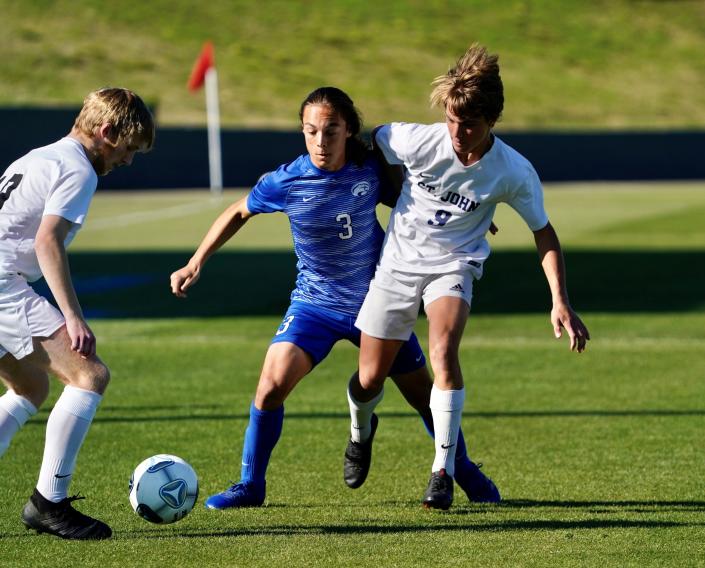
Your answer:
[450,283,464,293]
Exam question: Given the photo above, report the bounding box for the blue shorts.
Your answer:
[271,301,426,374]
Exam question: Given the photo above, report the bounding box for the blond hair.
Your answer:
[73,87,155,150]
[430,44,504,124]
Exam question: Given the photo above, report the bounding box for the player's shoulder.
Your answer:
[261,154,312,186]
[383,122,445,144]
[492,135,539,181]
[10,138,94,185]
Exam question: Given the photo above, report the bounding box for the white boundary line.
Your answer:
[84,199,223,231]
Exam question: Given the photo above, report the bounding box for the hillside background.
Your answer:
[2,0,705,130]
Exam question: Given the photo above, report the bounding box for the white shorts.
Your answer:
[355,265,474,341]
[0,274,65,360]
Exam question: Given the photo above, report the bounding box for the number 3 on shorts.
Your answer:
[276,315,295,336]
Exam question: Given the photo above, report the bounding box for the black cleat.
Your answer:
[343,413,378,489]
[422,468,454,510]
[21,489,112,540]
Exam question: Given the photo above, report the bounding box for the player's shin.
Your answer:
[0,390,37,457]
[240,402,284,487]
[429,385,465,477]
[421,413,470,464]
[36,385,102,501]
[347,379,384,443]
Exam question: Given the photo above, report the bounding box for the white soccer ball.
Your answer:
[129,454,199,524]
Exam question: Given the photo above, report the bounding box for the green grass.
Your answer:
[3,0,705,129]
[1,184,705,566]
[73,182,705,251]
[2,315,704,567]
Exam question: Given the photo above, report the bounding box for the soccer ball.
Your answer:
[129,454,199,524]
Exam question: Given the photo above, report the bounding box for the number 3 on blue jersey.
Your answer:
[336,213,353,239]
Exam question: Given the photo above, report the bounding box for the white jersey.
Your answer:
[375,122,549,277]
[0,137,97,282]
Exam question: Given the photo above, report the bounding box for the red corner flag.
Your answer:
[188,42,215,91]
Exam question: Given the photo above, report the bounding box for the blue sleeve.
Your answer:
[247,159,300,213]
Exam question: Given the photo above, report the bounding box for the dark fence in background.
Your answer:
[3,107,705,187]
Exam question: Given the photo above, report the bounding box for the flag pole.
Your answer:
[188,41,222,196]
[205,67,223,195]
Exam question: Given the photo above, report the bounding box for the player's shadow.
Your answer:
[24,407,705,425]
[119,517,699,540]
[493,499,705,512]
[30,248,705,318]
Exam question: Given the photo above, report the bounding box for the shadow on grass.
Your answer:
[1,518,699,542]
[32,249,705,318]
[25,408,705,425]
[117,518,700,539]
[497,499,705,512]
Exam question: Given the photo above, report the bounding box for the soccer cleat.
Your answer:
[454,460,501,503]
[422,468,454,510]
[21,489,111,540]
[204,481,265,510]
[343,413,378,489]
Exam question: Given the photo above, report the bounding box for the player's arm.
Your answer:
[371,126,405,208]
[170,195,255,298]
[35,214,95,357]
[533,221,590,352]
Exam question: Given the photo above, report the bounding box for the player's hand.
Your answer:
[550,302,590,353]
[170,264,200,298]
[65,314,96,358]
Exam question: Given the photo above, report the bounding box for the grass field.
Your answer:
[1,184,704,567]
[3,1,705,129]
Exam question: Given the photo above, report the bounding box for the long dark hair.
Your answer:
[299,87,368,166]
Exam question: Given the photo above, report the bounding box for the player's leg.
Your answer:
[346,267,421,488]
[343,335,401,489]
[241,342,311,496]
[0,354,47,457]
[206,302,338,510]
[350,333,402,431]
[393,368,499,503]
[350,266,419,439]
[15,327,112,539]
[420,272,473,510]
[205,342,312,510]
[388,333,497,503]
[0,280,52,457]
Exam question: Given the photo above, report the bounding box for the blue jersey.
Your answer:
[247,154,389,315]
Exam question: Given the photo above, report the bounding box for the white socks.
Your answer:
[430,385,465,477]
[0,390,37,457]
[347,386,384,443]
[36,385,102,502]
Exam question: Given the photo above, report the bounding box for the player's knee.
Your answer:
[255,376,289,409]
[358,365,386,392]
[429,341,460,374]
[73,362,111,394]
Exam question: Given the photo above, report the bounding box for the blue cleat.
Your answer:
[454,460,501,503]
[204,481,265,510]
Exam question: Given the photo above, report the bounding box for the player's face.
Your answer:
[90,124,143,176]
[94,139,140,176]
[445,108,494,164]
[302,104,351,171]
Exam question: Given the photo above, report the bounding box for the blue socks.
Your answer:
[240,402,284,487]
